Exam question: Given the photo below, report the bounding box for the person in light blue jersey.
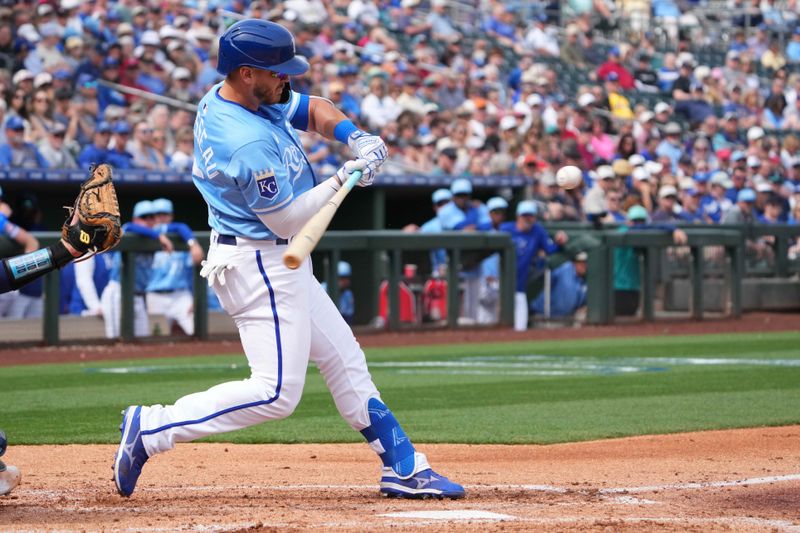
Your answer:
[100,200,174,338]
[418,188,452,277]
[320,261,355,324]
[146,198,205,335]
[437,178,490,322]
[475,196,508,324]
[113,19,463,501]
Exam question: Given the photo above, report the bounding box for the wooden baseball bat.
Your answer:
[282,170,362,270]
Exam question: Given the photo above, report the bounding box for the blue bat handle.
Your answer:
[343,170,362,191]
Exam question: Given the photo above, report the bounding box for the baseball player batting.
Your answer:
[113,19,464,500]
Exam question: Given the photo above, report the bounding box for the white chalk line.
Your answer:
[17,472,800,498]
[598,472,800,494]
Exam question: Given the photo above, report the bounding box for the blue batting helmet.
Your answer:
[216,19,309,76]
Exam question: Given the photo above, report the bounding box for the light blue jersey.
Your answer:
[147,223,195,292]
[419,217,447,275]
[109,222,157,293]
[192,83,316,239]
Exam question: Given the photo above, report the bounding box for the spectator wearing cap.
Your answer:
[722,188,757,224]
[583,164,617,220]
[671,58,696,101]
[652,102,672,126]
[168,67,194,102]
[136,54,167,96]
[396,76,425,113]
[560,25,586,68]
[76,121,111,168]
[63,36,85,71]
[596,47,635,90]
[0,116,49,169]
[633,54,659,93]
[524,14,559,57]
[715,113,744,150]
[656,122,684,173]
[12,70,35,94]
[35,22,65,70]
[700,174,727,222]
[499,200,567,330]
[106,121,135,169]
[432,146,458,175]
[676,82,714,125]
[360,77,401,131]
[614,204,688,316]
[580,31,605,66]
[604,72,634,120]
[38,122,76,169]
[679,185,706,223]
[73,42,105,84]
[97,58,128,112]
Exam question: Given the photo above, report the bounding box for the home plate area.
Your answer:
[2,427,800,532]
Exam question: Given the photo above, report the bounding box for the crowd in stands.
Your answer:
[0,0,800,233]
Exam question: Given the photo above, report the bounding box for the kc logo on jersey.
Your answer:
[255,169,279,200]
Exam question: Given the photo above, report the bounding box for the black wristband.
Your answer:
[50,240,74,269]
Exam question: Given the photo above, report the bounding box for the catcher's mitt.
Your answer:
[62,164,122,259]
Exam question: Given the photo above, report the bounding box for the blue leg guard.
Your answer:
[360,398,416,477]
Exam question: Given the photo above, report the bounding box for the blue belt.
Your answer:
[217,234,289,246]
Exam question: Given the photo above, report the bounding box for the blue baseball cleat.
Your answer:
[379,453,465,499]
[113,406,149,497]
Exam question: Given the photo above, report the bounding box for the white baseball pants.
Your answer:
[139,235,379,457]
[100,281,149,338]
[146,291,194,335]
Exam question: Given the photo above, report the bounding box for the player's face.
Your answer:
[249,68,289,105]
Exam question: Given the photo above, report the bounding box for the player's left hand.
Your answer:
[348,131,387,167]
[336,158,375,188]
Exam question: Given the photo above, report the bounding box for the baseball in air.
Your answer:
[556,166,583,189]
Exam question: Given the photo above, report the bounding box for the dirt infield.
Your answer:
[2,426,799,531]
[1,311,798,367]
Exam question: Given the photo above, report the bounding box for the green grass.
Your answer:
[1,331,799,445]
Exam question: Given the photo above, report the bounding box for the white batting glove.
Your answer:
[336,158,375,187]
[200,259,235,286]
[348,131,388,167]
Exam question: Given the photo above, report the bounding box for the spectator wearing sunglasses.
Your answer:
[38,122,76,169]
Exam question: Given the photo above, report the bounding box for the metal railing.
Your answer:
[0,231,516,345]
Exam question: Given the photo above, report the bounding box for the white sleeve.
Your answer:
[256,177,341,239]
[74,256,101,311]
